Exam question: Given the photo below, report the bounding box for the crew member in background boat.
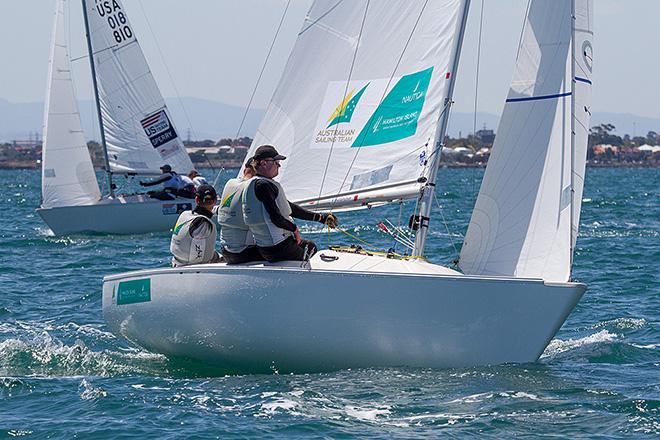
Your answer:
[217,159,264,264]
[180,173,196,194]
[170,184,221,267]
[242,145,338,262]
[188,170,209,189]
[139,164,194,199]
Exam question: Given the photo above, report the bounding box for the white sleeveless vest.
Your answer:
[242,177,293,247]
[218,177,255,253]
[170,210,217,266]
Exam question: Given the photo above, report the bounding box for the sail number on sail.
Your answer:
[94,0,133,44]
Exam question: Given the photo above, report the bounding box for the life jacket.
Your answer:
[242,176,293,247]
[218,177,255,253]
[163,171,184,191]
[180,175,195,192]
[170,210,217,266]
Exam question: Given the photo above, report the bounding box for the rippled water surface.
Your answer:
[1,168,658,438]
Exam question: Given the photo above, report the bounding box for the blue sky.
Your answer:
[0,0,657,120]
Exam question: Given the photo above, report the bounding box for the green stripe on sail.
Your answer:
[352,67,433,147]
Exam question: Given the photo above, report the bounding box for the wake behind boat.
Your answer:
[37,0,195,235]
[103,0,594,372]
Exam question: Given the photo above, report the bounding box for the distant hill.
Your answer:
[0,97,263,142]
[1,97,659,142]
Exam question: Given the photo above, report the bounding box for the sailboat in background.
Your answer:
[102,0,593,373]
[37,0,194,235]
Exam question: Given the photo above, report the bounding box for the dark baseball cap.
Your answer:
[160,164,172,172]
[196,184,217,204]
[252,145,286,161]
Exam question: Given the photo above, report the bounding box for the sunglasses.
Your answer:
[261,159,281,165]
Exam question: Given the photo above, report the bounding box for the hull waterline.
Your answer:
[102,252,585,373]
[37,195,194,235]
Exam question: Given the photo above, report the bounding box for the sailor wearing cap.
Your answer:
[188,170,209,189]
[242,145,338,262]
[217,158,264,264]
[170,184,221,267]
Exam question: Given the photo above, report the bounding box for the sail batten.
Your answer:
[42,0,101,209]
[83,0,192,175]
[245,0,467,210]
[459,0,593,283]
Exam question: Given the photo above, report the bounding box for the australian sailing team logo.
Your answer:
[315,84,369,145]
[326,84,369,128]
[312,67,433,149]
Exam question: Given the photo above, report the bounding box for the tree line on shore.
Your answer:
[1,125,659,169]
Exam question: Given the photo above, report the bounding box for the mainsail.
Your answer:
[246,0,468,209]
[83,0,192,175]
[459,0,593,282]
[42,0,101,209]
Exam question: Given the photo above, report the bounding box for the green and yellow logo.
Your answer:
[326,83,369,128]
[172,220,185,235]
[221,191,237,208]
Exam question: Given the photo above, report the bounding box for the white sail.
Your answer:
[571,0,594,250]
[42,0,101,209]
[83,0,192,175]
[459,0,593,282]
[246,0,467,206]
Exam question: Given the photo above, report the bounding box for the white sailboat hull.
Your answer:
[102,251,585,373]
[37,194,193,235]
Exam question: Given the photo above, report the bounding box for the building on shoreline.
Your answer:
[2,128,660,169]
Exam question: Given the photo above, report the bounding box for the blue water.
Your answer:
[1,167,658,438]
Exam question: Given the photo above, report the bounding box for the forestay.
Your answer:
[83,0,192,175]
[42,0,101,209]
[246,0,467,209]
[459,0,593,282]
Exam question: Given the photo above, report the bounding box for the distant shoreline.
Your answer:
[1,161,658,170]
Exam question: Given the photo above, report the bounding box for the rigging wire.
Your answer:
[394,201,405,252]
[136,1,216,174]
[433,188,459,259]
[315,0,370,205]
[231,0,292,151]
[331,227,428,262]
[328,0,430,213]
[472,0,485,201]
[517,0,533,60]
[299,0,344,35]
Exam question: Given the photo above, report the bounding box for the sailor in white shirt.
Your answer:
[188,170,209,189]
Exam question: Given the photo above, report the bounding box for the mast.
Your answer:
[569,0,576,278]
[81,0,114,197]
[412,0,471,257]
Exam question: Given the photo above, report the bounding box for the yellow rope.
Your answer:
[319,210,427,262]
[329,226,428,262]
